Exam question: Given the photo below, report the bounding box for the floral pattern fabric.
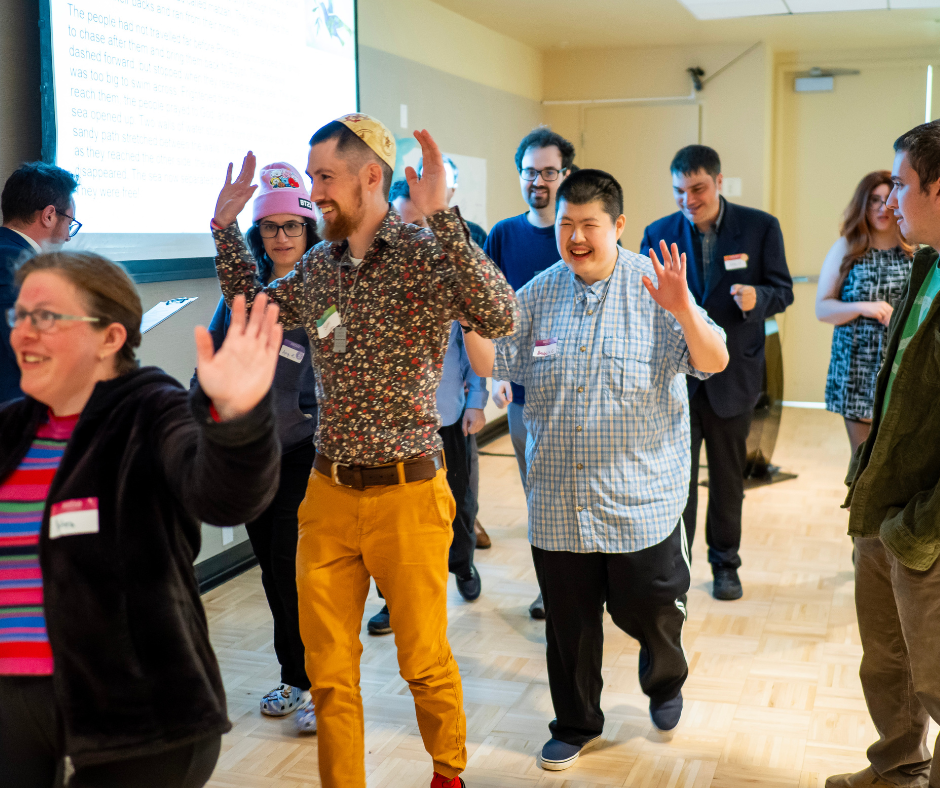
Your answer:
[212,207,517,466]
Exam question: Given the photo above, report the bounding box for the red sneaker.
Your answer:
[431,773,465,788]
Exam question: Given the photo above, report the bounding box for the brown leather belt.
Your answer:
[314,451,445,490]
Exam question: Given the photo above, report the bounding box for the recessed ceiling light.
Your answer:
[678,0,789,19]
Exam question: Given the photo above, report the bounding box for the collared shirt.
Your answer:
[689,196,726,284]
[7,228,41,254]
[492,246,725,554]
[436,321,488,428]
[213,207,516,466]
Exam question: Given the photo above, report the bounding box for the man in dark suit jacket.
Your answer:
[0,162,80,403]
[641,145,793,601]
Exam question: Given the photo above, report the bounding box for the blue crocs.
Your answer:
[295,698,317,735]
[260,684,304,717]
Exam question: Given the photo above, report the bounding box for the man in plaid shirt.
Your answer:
[463,168,727,771]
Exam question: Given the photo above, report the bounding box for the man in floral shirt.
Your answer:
[210,114,516,788]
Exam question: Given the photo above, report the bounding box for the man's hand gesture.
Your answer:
[214,152,258,229]
[642,240,694,318]
[195,294,282,421]
[405,130,450,218]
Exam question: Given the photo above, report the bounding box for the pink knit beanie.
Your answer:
[252,162,317,222]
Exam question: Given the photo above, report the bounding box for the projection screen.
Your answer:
[40,0,358,278]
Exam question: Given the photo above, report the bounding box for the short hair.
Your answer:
[1,162,79,224]
[670,145,721,178]
[389,179,411,203]
[555,169,623,224]
[894,121,940,193]
[515,127,576,172]
[309,121,393,199]
[15,252,142,375]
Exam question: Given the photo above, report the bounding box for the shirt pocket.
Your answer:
[528,343,561,402]
[603,335,653,399]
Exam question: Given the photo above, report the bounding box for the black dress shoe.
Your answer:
[650,692,683,731]
[529,593,545,619]
[456,565,482,601]
[712,567,743,600]
[367,604,392,635]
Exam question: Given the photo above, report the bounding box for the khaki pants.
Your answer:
[296,467,466,788]
[855,537,940,787]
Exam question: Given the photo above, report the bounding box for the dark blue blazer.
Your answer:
[0,227,37,404]
[640,200,793,419]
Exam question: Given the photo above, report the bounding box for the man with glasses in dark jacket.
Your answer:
[0,162,80,403]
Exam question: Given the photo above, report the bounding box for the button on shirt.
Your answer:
[492,246,725,553]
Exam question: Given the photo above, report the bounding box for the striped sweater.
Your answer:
[0,411,77,675]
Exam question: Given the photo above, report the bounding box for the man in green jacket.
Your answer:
[827,121,940,788]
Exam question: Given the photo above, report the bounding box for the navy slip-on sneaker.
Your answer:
[650,692,683,732]
[538,735,600,771]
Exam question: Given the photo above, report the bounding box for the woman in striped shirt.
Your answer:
[0,252,282,788]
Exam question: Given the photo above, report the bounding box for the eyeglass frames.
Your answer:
[7,307,100,332]
[54,208,82,237]
[258,220,306,238]
[519,167,567,183]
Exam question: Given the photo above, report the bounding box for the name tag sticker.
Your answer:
[533,338,559,358]
[316,305,341,339]
[49,498,99,540]
[724,253,748,271]
[279,339,305,363]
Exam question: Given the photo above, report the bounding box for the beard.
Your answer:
[316,183,366,242]
[526,186,550,210]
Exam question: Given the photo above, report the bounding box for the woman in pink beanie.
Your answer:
[203,161,321,734]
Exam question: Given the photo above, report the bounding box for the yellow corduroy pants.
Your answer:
[296,466,466,788]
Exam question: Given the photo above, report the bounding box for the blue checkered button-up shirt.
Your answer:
[492,246,725,554]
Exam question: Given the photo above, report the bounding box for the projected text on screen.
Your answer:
[47,0,357,258]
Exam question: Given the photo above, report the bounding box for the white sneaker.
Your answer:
[260,684,304,717]
[295,698,317,735]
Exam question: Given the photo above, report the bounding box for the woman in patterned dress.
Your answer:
[817,171,914,453]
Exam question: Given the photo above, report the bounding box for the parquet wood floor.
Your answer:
[203,407,937,787]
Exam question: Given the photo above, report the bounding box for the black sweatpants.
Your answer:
[682,387,752,569]
[438,417,477,578]
[531,522,691,745]
[245,440,316,690]
[0,675,221,788]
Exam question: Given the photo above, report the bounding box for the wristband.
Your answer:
[460,323,473,334]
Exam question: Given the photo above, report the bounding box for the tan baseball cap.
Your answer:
[336,113,396,170]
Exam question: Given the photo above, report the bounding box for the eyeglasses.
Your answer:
[258,221,306,238]
[7,307,100,332]
[868,196,889,210]
[520,167,566,182]
[55,209,82,237]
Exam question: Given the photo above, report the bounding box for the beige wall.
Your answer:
[543,42,772,219]
[358,0,542,101]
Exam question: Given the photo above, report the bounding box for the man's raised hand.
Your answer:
[214,152,258,229]
[642,240,693,318]
[405,130,450,218]
[195,294,282,421]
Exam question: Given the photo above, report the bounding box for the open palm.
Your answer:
[642,240,694,317]
[214,152,258,228]
[405,130,449,217]
[195,294,282,420]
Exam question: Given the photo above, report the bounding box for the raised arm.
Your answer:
[645,241,728,374]
[212,152,307,330]
[157,295,283,526]
[816,236,893,327]
[408,130,518,338]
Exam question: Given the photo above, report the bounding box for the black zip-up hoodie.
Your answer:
[0,367,280,767]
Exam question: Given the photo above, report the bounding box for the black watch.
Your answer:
[460,323,473,334]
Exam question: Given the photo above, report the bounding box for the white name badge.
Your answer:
[49,497,100,540]
[724,253,748,271]
[533,338,559,358]
[279,339,305,363]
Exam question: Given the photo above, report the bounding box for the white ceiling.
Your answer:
[680,0,940,20]
[431,0,940,50]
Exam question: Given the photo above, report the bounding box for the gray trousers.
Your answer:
[855,536,940,787]
[508,401,528,494]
